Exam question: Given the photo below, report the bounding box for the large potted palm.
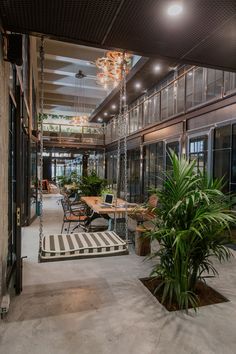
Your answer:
[148,152,235,311]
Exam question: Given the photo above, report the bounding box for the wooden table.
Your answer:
[81,196,137,215]
[80,196,138,232]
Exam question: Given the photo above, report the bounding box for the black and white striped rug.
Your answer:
[40,231,128,261]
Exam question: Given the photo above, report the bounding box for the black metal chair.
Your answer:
[60,198,88,233]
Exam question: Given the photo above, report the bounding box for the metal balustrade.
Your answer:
[43,123,105,147]
[105,66,236,145]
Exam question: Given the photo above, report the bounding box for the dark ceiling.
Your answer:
[0,0,236,72]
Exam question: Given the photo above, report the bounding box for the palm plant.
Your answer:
[149,152,235,311]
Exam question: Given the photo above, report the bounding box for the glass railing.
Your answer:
[105,66,236,145]
[43,123,105,145]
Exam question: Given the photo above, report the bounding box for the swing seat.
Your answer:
[39,231,129,262]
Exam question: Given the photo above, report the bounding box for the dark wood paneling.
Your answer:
[144,122,183,144]
[187,102,236,131]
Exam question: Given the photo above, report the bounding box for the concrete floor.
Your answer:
[1,195,236,354]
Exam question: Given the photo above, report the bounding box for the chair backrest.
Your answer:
[60,198,70,215]
[148,194,158,209]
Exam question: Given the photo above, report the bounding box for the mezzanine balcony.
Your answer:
[42,123,105,149]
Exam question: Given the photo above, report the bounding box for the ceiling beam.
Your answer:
[41,83,107,99]
[44,98,97,109]
[41,39,105,63]
[42,92,100,105]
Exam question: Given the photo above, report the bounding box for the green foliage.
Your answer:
[57,175,71,187]
[57,171,79,187]
[39,113,72,121]
[148,152,235,311]
[101,187,115,200]
[78,170,107,196]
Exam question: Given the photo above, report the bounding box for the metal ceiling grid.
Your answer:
[104,0,236,59]
[0,0,122,44]
[0,0,236,71]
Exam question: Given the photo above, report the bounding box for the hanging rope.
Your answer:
[122,59,129,243]
[114,68,123,233]
[39,36,45,252]
[114,53,129,243]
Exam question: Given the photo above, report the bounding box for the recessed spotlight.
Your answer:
[104,112,108,116]
[167,2,183,16]
[97,117,103,122]
[188,72,193,76]
[169,66,178,71]
[154,65,161,72]
[135,82,141,89]
[122,95,126,100]
[111,104,116,110]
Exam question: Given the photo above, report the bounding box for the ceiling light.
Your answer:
[111,104,116,110]
[97,117,103,122]
[188,72,193,76]
[167,2,183,16]
[154,65,161,72]
[122,95,126,101]
[104,112,108,116]
[96,51,132,89]
[169,66,178,71]
[135,82,141,89]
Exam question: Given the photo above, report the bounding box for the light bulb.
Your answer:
[167,2,183,16]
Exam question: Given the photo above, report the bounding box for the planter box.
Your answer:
[135,226,151,256]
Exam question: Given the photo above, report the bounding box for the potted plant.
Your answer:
[78,170,107,196]
[147,152,235,311]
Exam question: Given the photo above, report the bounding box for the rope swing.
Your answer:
[114,52,129,243]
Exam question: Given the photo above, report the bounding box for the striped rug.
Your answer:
[40,231,128,261]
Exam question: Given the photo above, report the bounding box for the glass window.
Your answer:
[149,144,156,189]
[144,93,161,125]
[154,93,160,122]
[186,70,194,110]
[189,135,208,173]
[161,88,168,120]
[143,100,149,126]
[129,104,142,133]
[206,69,223,101]
[105,122,112,144]
[224,71,236,95]
[214,125,231,193]
[214,124,231,150]
[127,149,141,203]
[167,83,174,117]
[176,77,185,114]
[193,67,204,107]
[166,141,179,170]
[144,141,164,195]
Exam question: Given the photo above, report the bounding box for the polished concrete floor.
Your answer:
[1,195,236,354]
